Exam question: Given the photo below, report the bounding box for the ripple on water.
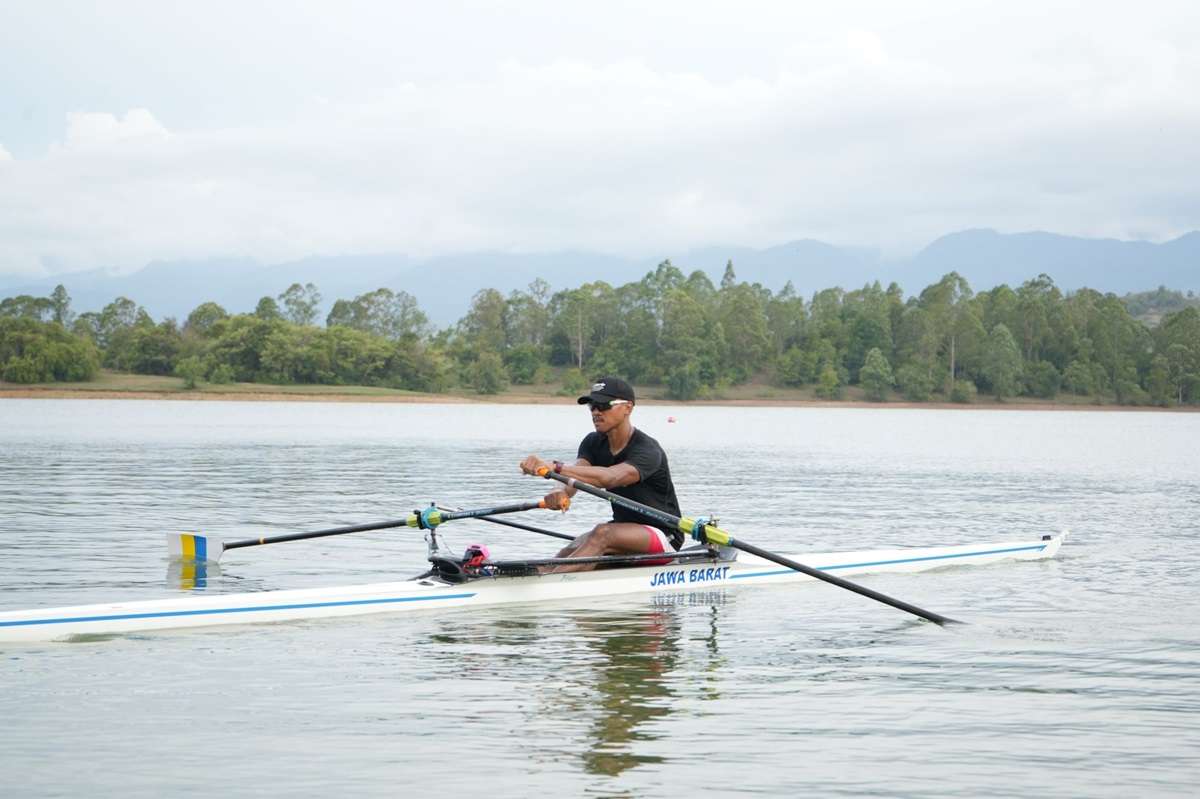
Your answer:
[1,401,1198,797]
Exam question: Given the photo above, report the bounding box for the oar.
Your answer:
[438,506,575,541]
[168,499,555,563]
[536,470,959,626]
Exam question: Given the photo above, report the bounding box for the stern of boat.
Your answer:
[1038,530,1069,559]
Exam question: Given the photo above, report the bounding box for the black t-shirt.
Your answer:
[577,428,683,549]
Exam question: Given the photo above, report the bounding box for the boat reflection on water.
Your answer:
[575,607,678,776]
[571,590,730,777]
[411,590,730,779]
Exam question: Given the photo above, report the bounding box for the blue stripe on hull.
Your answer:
[728,543,1048,581]
[0,592,477,629]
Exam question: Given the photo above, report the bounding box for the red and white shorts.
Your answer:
[642,525,674,566]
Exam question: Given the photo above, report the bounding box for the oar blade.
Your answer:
[166,532,225,564]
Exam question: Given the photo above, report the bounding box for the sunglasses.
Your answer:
[588,399,631,412]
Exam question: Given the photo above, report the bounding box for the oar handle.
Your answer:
[535,469,958,626]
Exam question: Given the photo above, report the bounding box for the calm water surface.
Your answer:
[1,399,1198,797]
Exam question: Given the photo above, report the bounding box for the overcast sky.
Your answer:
[1,0,1196,278]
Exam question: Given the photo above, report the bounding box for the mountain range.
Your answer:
[1,229,1196,326]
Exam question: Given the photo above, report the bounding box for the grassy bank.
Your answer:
[1,370,1194,411]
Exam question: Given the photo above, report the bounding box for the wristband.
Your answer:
[553,460,564,474]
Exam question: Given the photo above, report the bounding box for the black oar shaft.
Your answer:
[727,539,955,625]
[223,517,412,551]
[544,472,681,530]
[438,501,543,523]
[470,514,575,541]
[540,470,957,626]
[223,501,548,552]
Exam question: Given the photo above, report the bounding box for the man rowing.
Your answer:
[520,376,683,573]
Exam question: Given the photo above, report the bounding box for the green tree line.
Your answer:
[2,268,1199,406]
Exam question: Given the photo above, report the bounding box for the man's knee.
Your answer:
[589,523,617,546]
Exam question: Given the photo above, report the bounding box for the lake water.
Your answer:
[1,399,1198,797]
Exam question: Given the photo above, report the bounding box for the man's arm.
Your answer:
[521,455,614,509]
[557,461,640,489]
[521,454,639,488]
[520,455,640,509]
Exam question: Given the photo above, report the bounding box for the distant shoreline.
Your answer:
[2,383,1194,413]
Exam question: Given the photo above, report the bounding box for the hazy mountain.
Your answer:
[2,230,1196,327]
[0,257,266,323]
[0,252,647,326]
[900,229,1200,295]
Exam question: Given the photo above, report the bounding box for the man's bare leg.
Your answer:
[546,522,656,573]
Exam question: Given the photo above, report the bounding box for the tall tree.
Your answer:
[546,282,618,370]
[92,297,145,352]
[330,288,429,340]
[1146,355,1171,406]
[720,259,737,290]
[184,302,229,336]
[859,347,894,401]
[639,260,686,318]
[894,305,938,383]
[255,296,282,321]
[684,270,718,305]
[0,294,53,321]
[1015,274,1062,362]
[843,282,895,381]
[1158,307,1200,404]
[660,287,724,391]
[49,285,73,326]
[547,287,594,369]
[594,283,659,382]
[719,281,770,383]
[1092,294,1150,403]
[766,281,807,354]
[918,272,974,389]
[506,279,552,349]
[981,323,1022,400]
[278,283,322,326]
[461,288,508,354]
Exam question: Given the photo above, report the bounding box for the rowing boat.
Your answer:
[0,532,1066,643]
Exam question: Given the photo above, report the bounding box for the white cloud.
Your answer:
[845,30,889,67]
[1,3,1198,279]
[0,142,11,163]
[61,109,169,151]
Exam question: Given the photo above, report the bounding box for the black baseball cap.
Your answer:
[577,376,635,405]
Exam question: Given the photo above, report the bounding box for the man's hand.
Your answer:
[542,491,571,511]
[520,454,550,476]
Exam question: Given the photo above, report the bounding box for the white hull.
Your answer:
[0,534,1065,643]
